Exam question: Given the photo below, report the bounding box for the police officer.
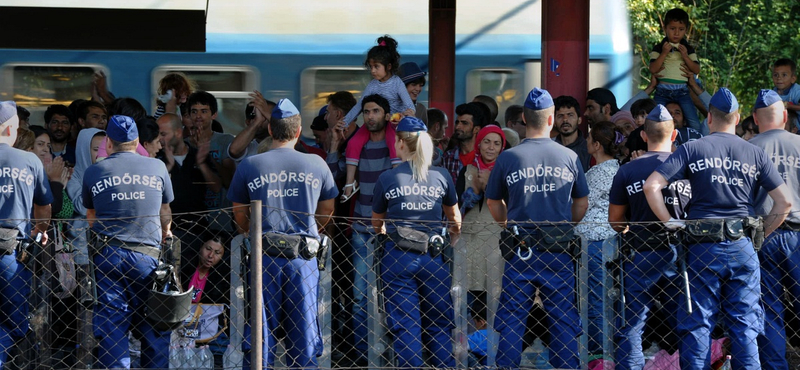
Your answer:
[227,99,337,370]
[644,88,793,370]
[485,88,589,369]
[0,101,52,368]
[371,116,461,368]
[750,89,800,370]
[81,115,175,369]
[608,105,691,370]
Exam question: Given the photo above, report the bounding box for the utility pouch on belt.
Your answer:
[685,219,725,243]
[317,235,332,271]
[724,219,745,241]
[0,228,19,253]
[391,226,430,254]
[625,226,672,252]
[535,224,580,257]
[263,232,317,260]
[743,216,764,251]
[499,228,519,261]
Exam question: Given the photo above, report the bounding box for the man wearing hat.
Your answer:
[644,88,793,370]
[609,105,691,370]
[0,101,52,368]
[81,115,175,369]
[228,99,337,370]
[749,89,800,370]
[397,62,428,124]
[485,88,589,369]
[371,116,461,368]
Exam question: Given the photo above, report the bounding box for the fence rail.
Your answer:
[0,206,797,370]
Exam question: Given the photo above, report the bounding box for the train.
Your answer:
[0,0,633,138]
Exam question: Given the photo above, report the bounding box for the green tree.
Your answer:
[628,0,800,114]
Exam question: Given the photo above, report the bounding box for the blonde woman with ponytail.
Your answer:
[371,116,461,368]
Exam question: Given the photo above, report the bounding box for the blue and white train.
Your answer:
[0,0,633,137]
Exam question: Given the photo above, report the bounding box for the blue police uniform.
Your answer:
[81,116,174,369]
[749,90,800,370]
[227,99,338,370]
[609,149,691,370]
[372,156,458,368]
[654,89,785,370]
[485,89,589,370]
[0,127,53,368]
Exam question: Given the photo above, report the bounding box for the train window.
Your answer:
[300,67,371,137]
[152,66,259,136]
[0,63,108,127]
[466,68,525,122]
[588,61,610,91]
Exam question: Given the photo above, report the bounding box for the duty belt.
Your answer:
[779,221,800,232]
[98,235,161,260]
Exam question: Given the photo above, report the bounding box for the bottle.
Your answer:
[223,344,244,370]
[197,345,213,370]
[720,355,732,370]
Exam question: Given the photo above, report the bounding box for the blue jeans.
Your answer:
[381,242,455,368]
[614,247,679,370]
[243,255,321,370]
[586,240,604,354]
[351,231,372,356]
[93,246,171,369]
[679,239,762,370]
[654,84,705,135]
[757,229,800,370]
[496,251,580,370]
[0,252,32,368]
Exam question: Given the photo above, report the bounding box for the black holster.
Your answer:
[743,216,764,252]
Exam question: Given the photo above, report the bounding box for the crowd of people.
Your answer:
[0,6,800,370]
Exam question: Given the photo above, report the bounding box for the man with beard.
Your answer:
[441,102,486,184]
[554,96,591,172]
[45,104,77,166]
[328,94,394,365]
[584,88,619,128]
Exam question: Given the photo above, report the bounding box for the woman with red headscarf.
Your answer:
[456,125,507,343]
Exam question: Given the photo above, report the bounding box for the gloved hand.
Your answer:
[459,187,482,216]
[664,217,686,231]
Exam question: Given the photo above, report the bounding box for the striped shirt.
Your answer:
[343,75,415,125]
[352,140,393,232]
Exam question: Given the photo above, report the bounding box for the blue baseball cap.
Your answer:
[709,88,739,113]
[524,88,554,110]
[107,115,139,142]
[0,101,19,128]
[397,116,427,133]
[318,105,328,117]
[272,99,299,120]
[754,89,782,110]
[646,104,673,122]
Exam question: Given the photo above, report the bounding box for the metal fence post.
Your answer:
[318,238,333,368]
[250,200,263,369]
[451,236,469,368]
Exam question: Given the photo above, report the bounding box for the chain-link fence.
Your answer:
[1,206,799,370]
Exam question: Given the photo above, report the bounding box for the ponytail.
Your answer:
[365,35,401,75]
[398,130,434,182]
[590,121,624,158]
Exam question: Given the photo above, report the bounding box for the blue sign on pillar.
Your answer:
[550,58,561,76]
